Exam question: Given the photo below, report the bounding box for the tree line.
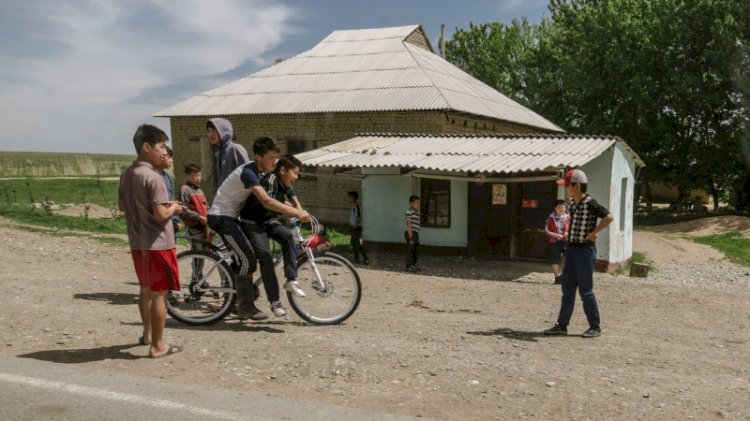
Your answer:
[445,0,750,213]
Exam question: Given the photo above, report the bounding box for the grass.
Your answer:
[0,151,133,177]
[0,205,126,234]
[0,177,120,207]
[612,251,649,276]
[693,232,750,267]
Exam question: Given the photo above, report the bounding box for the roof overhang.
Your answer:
[296,133,644,181]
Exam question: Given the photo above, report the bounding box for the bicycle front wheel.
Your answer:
[167,250,236,326]
[287,252,361,325]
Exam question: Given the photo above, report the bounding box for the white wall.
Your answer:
[578,143,635,264]
[361,169,468,247]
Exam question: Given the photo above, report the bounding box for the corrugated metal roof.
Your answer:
[155,25,562,132]
[296,133,645,175]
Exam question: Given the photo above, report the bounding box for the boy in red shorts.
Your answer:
[118,124,184,358]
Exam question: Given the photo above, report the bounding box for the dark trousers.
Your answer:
[404,231,420,268]
[187,226,208,279]
[557,245,600,329]
[207,215,256,276]
[240,221,296,303]
[350,226,367,261]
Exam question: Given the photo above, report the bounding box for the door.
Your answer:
[467,182,512,257]
[516,181,557,260]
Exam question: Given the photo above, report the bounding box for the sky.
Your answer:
[0,0,549,155]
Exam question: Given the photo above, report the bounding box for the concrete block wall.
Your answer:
[165,111,542,225]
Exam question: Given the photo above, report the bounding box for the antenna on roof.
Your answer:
[439,24,446,58]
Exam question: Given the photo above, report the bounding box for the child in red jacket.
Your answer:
[179,164,209,251]
[545,199,569,284]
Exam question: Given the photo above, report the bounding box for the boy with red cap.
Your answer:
[544,169,613,338]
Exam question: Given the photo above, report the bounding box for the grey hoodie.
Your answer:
[208,118,249,192]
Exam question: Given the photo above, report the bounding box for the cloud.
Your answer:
[0,0,295,153]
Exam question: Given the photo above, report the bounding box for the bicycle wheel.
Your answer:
[287,252,361,325]
[167,250,236,326]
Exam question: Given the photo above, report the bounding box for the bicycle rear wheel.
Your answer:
[167,250,236,326]
[287,252,361,325]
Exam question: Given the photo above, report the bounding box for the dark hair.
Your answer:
[555,199,566,206]
[253,137,280,156]
[274,154,302,174]
[348,191,359,200]
[132,124,168,154]
[184,163,201,174]
[409,195,420,203]
[165,145,173,157]
[580,183,588,193]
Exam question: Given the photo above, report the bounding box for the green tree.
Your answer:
[446,0,750,212]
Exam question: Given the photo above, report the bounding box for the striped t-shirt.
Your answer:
[405,208,421,233]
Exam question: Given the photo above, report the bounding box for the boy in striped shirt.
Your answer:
[404,195,421,273]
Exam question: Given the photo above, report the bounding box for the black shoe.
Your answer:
[581,327,601,338]
[554,276,562,284]
[406,265,418,273]
[543,324,567,335]
[238,302,268,321]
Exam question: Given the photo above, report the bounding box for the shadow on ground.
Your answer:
[466,327,549,342]
[18,344,142,363]
[74,292,137,305]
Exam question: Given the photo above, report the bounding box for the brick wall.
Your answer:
[166,111,542,225]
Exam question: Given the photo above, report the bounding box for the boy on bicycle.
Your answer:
[240,154,307,317]
[208,138,309,321]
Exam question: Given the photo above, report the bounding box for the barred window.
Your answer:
[421,178,450,227]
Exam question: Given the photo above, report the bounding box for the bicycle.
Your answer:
[167,216,362,326]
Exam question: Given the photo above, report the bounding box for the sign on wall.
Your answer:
[492,184,507,205]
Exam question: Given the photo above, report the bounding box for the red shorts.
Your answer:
[130,249,180,292]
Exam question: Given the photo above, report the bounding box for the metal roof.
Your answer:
[155,25,562,132]
[296,133,645,175]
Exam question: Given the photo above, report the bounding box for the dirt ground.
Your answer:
[1,215,749,420]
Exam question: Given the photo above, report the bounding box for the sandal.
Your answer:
[149,343,183,358]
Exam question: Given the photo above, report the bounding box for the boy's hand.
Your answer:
[297,209,311,223]
[199,215,207,225]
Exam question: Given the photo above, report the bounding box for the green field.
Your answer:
[0,177,120,207]
[0,151,134,177]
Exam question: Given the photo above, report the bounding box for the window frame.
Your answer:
[420,177,451,228]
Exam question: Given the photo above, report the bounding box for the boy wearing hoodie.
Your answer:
[207,118,249,193]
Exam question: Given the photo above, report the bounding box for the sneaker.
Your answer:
[284,280,306,298]
[581,327,601,338]
[271,300,287,317]
[543,324,568,335]
[405,265,418,273]
[554,276,562,284]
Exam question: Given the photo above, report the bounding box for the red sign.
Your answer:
[521,199,538,208]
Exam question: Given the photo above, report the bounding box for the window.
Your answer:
[421,178,451,227]
[285,139,318,177]
[286,139,317,154]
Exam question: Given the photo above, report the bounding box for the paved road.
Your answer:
[0,356,433,420]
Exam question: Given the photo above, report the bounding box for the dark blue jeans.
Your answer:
[557,245,600,329]
[240,220,297,303]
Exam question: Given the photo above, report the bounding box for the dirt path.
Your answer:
[1,217,749,420]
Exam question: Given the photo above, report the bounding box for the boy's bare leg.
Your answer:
[138,287,152,344]
[148,290,179,357]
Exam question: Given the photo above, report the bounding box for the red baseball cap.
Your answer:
[556,169,588,186]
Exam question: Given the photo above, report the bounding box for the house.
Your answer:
[155,25,561,222]
[155,24,643,268]
[296,133,644,270]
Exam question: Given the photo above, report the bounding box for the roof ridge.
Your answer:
[353,132,620,140]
